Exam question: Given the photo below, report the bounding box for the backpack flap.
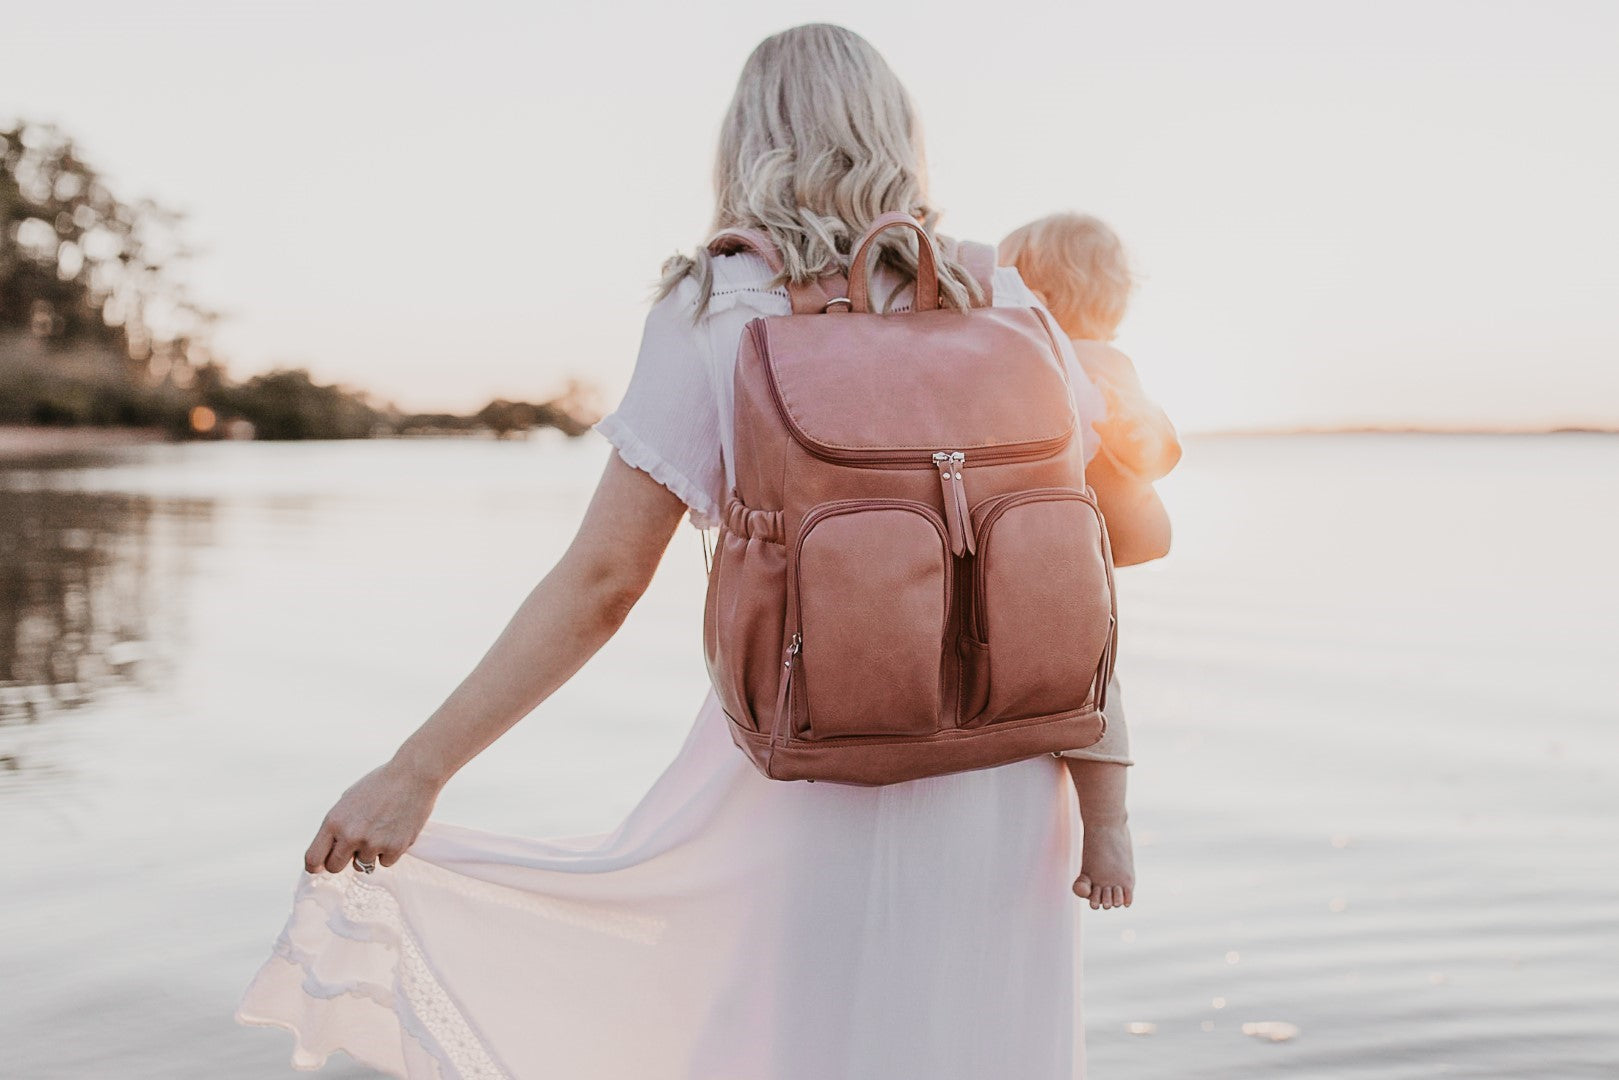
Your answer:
[750,306,1076,466]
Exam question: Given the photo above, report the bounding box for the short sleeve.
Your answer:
[593,278,726,529]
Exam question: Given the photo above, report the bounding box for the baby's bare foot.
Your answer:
[1073,820,1135,909]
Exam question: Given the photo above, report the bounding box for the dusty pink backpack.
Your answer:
[702,212,1116,785]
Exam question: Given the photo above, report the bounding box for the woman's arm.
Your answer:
[303,453,688,874]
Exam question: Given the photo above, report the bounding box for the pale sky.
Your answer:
[6,0,1617,431]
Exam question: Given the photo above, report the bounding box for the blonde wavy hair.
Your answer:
[658,23,982,315]
[998,213,1134,340]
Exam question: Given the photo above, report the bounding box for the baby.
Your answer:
[1000,212,1182,910]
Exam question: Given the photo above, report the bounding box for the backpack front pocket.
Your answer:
[790,500,951,739]
[968,488,1115,724]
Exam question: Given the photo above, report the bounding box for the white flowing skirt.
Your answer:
[237,692,1088,1079]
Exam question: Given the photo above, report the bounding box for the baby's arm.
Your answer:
[1087,444,1172,566]
[1066,758,1135,909]
[1071,341,1182,484]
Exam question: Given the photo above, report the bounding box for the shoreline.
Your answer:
[3,422,1609,462]
[1195,425,1616,438]
[0,424,172,460]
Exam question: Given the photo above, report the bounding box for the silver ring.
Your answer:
[352,854,377,874]
[822,296,852,312]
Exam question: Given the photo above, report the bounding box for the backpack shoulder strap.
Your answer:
[707,228,783,273]
[706,229,849,315]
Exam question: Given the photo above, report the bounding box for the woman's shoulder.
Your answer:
[643,253,790,333]
[708,249,777,285]
[708,252,791,312]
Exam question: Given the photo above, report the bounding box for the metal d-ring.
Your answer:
[822,296,852,313]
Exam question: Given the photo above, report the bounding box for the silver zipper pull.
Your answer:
[772,631,803,765]
[950,451,975,555]
[934,449,968,556]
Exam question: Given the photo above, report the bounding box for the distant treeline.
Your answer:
[0,120,595,441]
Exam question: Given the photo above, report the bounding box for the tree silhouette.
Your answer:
[2,120,596,440]
[0,120,211,373]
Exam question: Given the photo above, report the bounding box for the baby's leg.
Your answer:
[1065,758,1135,909]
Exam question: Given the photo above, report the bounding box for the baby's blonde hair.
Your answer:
[999,213,1133,340]
[659,23,981,315]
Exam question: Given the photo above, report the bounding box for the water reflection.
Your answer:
[0,461,212,781]
[0,436,1611,1078]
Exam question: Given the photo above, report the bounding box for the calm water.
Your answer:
[0,433,1614,1079]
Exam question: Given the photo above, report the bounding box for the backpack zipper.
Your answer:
[932,450,975,556]
[748,320,1074,470]
[768,631,802,775]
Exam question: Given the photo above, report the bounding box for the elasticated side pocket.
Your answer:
[705,524,787,733]
[792,500,950,739]
[969,488,1115,723]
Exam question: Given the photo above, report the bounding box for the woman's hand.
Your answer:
[299,453,688,876]
[303,757,443,874]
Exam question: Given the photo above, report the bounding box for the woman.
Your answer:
[238,24,1160,1079]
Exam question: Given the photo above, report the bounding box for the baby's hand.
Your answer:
[1074,820,1135,909]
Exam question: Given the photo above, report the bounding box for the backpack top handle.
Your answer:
[847,211,941,314]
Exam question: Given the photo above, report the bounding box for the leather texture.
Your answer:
[847,211,941,313]
[760,309,1074,453]
[703,214,1118,785]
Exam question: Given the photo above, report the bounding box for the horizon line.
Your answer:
[1188,423,1618,438]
